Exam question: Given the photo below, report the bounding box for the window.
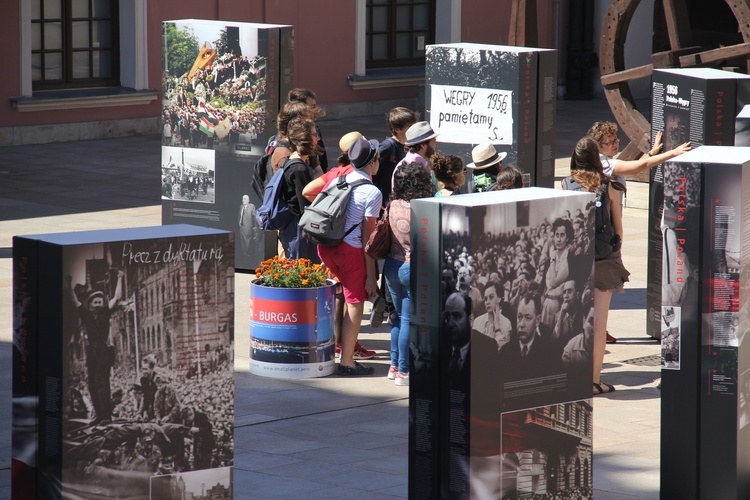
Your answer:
[366,0,435,68]
[32,0,119,90]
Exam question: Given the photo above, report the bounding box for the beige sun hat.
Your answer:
[466,143,508,170]
[339,131,363,153]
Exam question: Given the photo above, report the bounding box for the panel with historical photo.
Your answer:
[438,195,595,415]
[431,192,594,498]
[162,21,269,156]
[649,69,750,342]
[150,466,232,499]
[161,146,216,204]
[162,20,293,272]
[409,189,593,499]
[661,306,681,370]
[60,233,234,498]
[660,146,750,498]
[497,401,593,499]
[426,43,556,188]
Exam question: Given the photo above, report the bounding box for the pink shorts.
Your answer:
[318,243,367,303]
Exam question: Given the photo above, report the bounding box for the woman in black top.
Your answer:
[279,117,321,262]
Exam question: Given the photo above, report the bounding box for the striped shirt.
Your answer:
[343,168,382,248]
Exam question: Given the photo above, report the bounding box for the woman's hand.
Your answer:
[671,141,692,157]
[649,130,663,156]
[365,275,379,298]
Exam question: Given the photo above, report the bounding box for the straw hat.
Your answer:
[339,131,363,153]
[466,143,507,170]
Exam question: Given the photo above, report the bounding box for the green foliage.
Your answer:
[164,24,200,77]
[218,29,229,55]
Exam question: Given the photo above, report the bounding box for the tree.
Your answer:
[164,24,200,77]
[217,28,228,56]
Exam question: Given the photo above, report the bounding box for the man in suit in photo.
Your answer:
[238,194,262,260]
[552,279,584,358]
[444,292,499,394]
[499,292,558,382]
[442,292,502,499]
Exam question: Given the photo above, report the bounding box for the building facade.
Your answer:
[3,1,646,146]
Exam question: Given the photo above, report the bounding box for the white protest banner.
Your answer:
[430,84,514,145]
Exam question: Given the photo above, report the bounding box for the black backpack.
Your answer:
[562,176,621,259]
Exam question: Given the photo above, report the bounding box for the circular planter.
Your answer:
[249,279,336,378]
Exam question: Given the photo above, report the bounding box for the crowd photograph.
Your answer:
[59,237,235,498]
[162,22,269,156]
[161,146,216,203]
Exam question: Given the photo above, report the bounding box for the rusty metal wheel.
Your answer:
[600,0,750,159]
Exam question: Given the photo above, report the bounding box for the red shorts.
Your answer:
[318,243,367,303]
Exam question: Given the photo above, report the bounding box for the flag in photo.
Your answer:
[198,102,219,137]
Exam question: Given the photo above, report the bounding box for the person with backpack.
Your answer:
[588,121,691,344]
[271,102,320,174]
[317,137,383,376]
[278,117,321,262]
[565,136,629,395]
[301,131,378,361]
[302,131,363,202]
[287,88,329,174]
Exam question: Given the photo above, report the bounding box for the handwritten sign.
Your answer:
[122,241,224,265]
[430,84,513,145]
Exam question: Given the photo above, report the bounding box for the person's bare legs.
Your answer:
[340,301,365,367]
[593,288,613,384]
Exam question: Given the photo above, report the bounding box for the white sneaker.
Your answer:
[387,366,398,380]
[395,372,409,386]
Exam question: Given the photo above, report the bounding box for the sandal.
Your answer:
[593,381,616,395]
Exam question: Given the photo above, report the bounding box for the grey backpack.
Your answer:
[299,175,371,246]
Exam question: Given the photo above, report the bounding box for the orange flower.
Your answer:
[255,257,330,288]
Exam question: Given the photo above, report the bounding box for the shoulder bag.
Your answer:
[365,202,393,259]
